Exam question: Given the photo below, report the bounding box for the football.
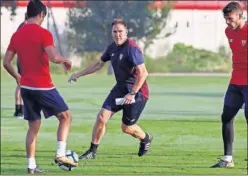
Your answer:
[58,150,79,171]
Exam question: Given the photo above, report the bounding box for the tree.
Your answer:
[68,1,175,54]
[0,1,17,20]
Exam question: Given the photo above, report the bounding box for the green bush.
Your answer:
[145,43,231,73]
[218,45,232,60]
[1,43,232,75]
[145,55,170,73]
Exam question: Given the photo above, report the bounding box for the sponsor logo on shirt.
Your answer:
[119,54,123,60]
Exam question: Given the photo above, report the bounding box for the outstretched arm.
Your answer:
[45,46,68,64]
[43,30,72,71]
[44,46,72,71]
[68,59,105,83]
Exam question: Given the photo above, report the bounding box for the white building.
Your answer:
[144,1,247,57]
[1,1,247,58]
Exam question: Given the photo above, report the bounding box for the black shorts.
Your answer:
[21,88,69,121]
[224,84,248,109]
[102,87,148,126]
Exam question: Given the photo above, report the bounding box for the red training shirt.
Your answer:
[7,24,55,89]
[225,23,248,85]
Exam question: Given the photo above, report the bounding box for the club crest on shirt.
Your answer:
[241,40,246,46]
[119,54,123,60]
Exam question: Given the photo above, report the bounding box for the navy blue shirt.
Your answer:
[101,38,149,99]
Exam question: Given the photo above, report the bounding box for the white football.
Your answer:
[58,150,79,171]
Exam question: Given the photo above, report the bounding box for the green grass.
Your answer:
[1,74,247,175]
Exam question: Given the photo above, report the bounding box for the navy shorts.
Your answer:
[21,88,69,121]
[224,84,248,109]
[102,87,147,126]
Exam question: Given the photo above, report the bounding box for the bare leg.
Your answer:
[121,123,146,140]
[92,108,115,144]
[14,85,24,117]
[15,85,23,105]
[56,110,71,142]
[55,110,78,167]
[79,108,115,160]
[121,123,153,157]
[26,120,41,158]
[26,120,41,169]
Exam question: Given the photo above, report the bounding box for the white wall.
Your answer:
[145,9,247,57]
[0,7,69,54]
[1,7,247,58]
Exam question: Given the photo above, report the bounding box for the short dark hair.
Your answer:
[27,0,47,18]
[111,18,127,28]
[222,2,243,16]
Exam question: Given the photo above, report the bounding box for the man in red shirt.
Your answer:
[13,13,27,119]
[3,0,78,174]
[211,1,247,168]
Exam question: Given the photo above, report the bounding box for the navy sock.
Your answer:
[90,142,99,153]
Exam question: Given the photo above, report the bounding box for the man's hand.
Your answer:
[122,93,135,105]
[63,60,72,71]
[68,73,80,83]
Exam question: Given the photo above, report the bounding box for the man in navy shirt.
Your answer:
[69,18,153,159]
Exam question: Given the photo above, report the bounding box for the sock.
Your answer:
[15,104,24,113]
[141,133,149,142]
[222,122,234,156]
[15,105,20,113]
[223,155,233,162]
[27,157,36,169]
[19,105,24,114]
[56,141,66,157]
[90,142,99,153]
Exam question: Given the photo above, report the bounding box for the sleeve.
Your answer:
[42,29,55,48]
[7,34,16,53]
[100,46,110,62]
[129,47,144,66]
